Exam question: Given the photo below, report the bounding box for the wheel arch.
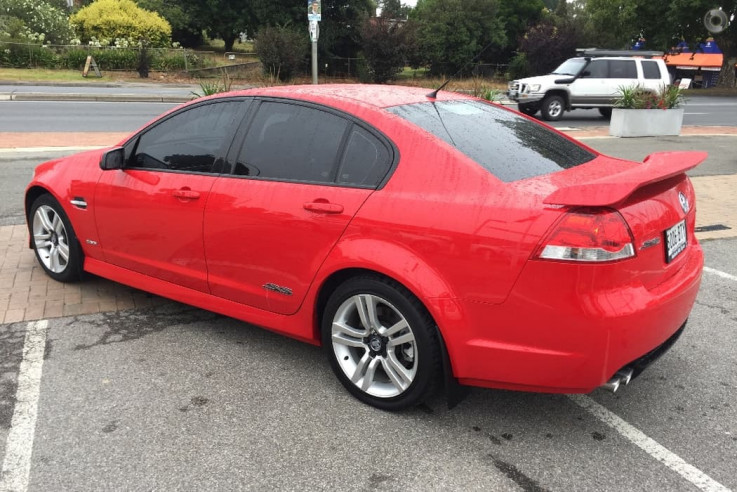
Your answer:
[544,89,570,109]
[25,185,56,247]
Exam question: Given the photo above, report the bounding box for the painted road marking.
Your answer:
[569,395,730,492]
[703,266,737,282]
[0,320,48,492]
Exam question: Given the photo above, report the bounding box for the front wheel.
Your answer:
[518,103,538,117]
[29,194,82,282]
[322,275,441,410]
[540,95,565,121]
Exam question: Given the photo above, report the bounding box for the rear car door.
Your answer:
[204,99,394,314]
[94,100,247,292]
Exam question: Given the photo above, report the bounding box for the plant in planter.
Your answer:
[610,84,685,137]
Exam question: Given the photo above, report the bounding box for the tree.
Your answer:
[518,15,579,76]
[412,0,507,76]
[0,0,74,44]
[360,16,416,82]
[190,0,258,52]
[492,0,545,63]
[136,0,204,47]
[318,0,375,65]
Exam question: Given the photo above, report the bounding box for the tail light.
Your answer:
[536,208,635,262]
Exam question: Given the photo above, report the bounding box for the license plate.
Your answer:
[664,220,687,263]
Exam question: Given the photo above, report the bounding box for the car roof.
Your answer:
[220,84,472,109]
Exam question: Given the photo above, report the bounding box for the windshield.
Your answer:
[551,58,587,76]
[387,100,595,182]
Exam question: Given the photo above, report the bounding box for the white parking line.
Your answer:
[569,395,731,492]
[703,266,737,282]
[0,320,48,492]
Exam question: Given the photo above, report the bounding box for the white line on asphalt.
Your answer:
[569,395,731,492]
[703,266,737,282]
[0,319,49,492]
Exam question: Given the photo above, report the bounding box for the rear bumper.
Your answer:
[443,243,703,393]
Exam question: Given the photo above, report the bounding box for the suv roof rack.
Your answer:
[575,48,664,59]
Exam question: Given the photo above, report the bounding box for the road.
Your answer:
[1,96,736,491]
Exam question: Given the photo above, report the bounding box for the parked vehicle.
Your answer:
[508,50,671,121]
[26,84,703,409]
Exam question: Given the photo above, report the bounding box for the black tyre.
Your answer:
[518,103,538,117]
[321,275,441,410]
[29,194,83,282]
[540,94,565,121]
[598,107,612,119]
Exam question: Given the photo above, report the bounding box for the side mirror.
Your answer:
[100,147,124,170]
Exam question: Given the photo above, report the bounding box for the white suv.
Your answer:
[507,50,671,121]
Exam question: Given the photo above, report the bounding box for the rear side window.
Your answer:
[642,61,662,79]
[387,100,595,182]
[336,126,392,187]
[236,101,349,183]
[609,60,637,79]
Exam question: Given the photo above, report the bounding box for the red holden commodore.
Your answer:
[25,85,704,410]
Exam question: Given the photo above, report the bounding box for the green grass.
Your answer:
[0,67,115,82]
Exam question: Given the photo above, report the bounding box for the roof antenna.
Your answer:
[425,40,497,100]
[426,79,451,99]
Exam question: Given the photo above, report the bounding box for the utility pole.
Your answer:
[308,0,321,84]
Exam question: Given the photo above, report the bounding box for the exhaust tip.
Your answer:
[601,378,620,393]
[616,368,634,386]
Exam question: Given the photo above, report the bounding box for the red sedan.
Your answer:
[25,85,704,410]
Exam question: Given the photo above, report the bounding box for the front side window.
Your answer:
[130,101,244,173]
[583,60,608,78]
[235,101,349,183]
[387,100,595,182]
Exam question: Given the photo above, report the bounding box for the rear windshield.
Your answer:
[387,100,596,182]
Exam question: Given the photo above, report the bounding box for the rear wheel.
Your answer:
[29,194,82,282]
[322,275,440,410]
[599,107,612,119]
[541,95,565,121]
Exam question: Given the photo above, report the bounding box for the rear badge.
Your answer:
[678,192,690,214]
[640,237,661,251]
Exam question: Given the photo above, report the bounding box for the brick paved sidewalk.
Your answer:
[0,224,166,324]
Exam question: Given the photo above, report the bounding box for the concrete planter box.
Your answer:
[609,108,684,137]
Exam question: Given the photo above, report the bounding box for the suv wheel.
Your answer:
[599,108,612,119]
[541,95,565,121]
[518,103,538,117]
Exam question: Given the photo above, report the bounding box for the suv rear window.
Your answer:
[642,61,662,79]
[387,100,595,182]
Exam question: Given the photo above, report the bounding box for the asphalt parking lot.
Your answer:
[1,139,736,491]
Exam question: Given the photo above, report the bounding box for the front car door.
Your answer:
[94,99,247,292]
[204,99,395,314]
[570,58,611,106]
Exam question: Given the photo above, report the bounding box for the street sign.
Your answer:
[309,20,319,43]
[308,0,321,22]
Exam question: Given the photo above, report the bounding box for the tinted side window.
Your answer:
[609,60,637,78]
[131,101,243,173]
[336,126,391,187]
[642,61,662,79]
[236,102,348,183]
[584,60,608,78]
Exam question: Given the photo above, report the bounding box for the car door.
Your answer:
[94,99,247,292]
[204,100,394,314]
[570,59,610,105]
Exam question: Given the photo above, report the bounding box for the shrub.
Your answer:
[254,27,307,81]
[0,43,59,68]
[70,0,172,48]
[614,84,684,110]
[0,0,74,44]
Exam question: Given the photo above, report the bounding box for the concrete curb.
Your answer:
[2,92,191,103]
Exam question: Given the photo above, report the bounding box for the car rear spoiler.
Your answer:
[543,151,707,207]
